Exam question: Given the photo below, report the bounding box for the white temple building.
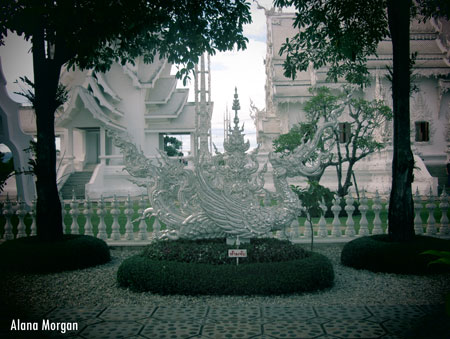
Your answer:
[2,54,212,200]
[253,8,450,195]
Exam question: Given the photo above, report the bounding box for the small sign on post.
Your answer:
[228,236,247,265]
[228,249,247,265]
[228,249,248,258]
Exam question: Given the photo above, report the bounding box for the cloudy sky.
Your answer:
[0,0,275,152]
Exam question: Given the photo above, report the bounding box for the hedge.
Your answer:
[117,251,334,295]
[341,234,450,274]
[141,237,308,264]
[0,235,111,273]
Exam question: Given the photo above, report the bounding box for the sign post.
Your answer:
[228,236,247,265]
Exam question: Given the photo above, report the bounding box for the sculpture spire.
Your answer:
[224,88,249,153]
[232,86,241,126]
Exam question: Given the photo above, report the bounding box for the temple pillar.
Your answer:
[100,126,106,165]
[66,127,74,165]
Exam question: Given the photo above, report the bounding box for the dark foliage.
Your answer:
[291,181,335,218]
[0,151,14,193]
[141,238,308,265]
[291,182,359,218]
[0,235,110,273]
[341,235,450,274]
[117,251,334,295]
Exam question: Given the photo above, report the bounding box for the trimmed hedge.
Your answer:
[118,238,334,295]
[341,235,450,274]
[141,238,308,264]
[0,235,111,273]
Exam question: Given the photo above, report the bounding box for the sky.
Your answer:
[0,0,274,153]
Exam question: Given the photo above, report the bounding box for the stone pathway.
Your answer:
[1,304,449,338]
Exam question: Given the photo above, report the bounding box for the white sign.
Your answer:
[228,249,247,258]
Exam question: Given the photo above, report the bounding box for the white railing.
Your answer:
[1,189,449,244]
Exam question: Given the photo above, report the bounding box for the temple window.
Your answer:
[338,122,351,143]
[415,121,429,142]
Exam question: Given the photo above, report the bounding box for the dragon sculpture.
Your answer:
[110,89,336,242]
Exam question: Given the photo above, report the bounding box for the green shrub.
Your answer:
[291,181,335,218]
[341,235,450,274]
[117,251,334,295]
[0,235,111,273]
[291,181,360,218]
[141,238,307,265]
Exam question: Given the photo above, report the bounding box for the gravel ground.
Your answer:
[1,243,449,314]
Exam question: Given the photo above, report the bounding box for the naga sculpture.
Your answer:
[110,88,336,242]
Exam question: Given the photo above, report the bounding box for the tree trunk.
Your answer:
[387,0,415,241]
[32,29,64,241]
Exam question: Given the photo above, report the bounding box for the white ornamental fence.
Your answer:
[1,189,449,244]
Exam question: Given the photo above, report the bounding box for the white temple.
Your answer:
[254,8,450,195]
[3,54,212,200]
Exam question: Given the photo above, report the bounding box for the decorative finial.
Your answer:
[232,87,241,125]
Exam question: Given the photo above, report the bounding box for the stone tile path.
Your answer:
[1,304,449,338]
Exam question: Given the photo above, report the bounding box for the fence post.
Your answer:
[372,190,383,235]
[110,194,121,240]
[439,189,449,236]
[317,199,328,237]
[331,196,342,237]
[16,199,27,238]
[96,195,108,240]
[83,195,94,236]
[30,197,37,236]
[153,214,161,239]
[137,194,148,240]
[2,195,14,240]
[345,190,356,237]
[303,212,312,238]
[290,217,300,239]
[425,187,437,235]
[124,194,134,240]
[60,193,67,234]
[413,187,423,235]
[359,190,369,236]
[69,190,80,234]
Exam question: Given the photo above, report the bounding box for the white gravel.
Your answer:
[1,243,449,311]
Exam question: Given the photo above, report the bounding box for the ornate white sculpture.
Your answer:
[110,88,336,241]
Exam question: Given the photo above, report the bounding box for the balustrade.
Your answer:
[1,188,449,243]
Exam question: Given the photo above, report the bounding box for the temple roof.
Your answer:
[56,86,125,131]
[266,12,450,103]
[145,89,189,119]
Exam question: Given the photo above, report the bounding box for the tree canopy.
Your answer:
[274,0,388,86]
[0,0,252,241]
[0,0,251,82]
[273,86,392,196]
[273,0,449,241]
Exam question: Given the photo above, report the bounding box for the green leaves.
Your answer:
[13,76,68,110]
[275,0,389,86]
[1,0,252,79]
[291,181,335,218]
[421,250,450,266]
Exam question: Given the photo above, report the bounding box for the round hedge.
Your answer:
[0,235,111,273]
[141,237,308,264]
[341,235,450,274]
[117,238,334,295]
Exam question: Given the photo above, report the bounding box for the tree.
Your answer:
[273,86,392,197]
[0,0,251,241]
[164,136,183,157]
[273,0,449,241]
[0,151,15,194]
